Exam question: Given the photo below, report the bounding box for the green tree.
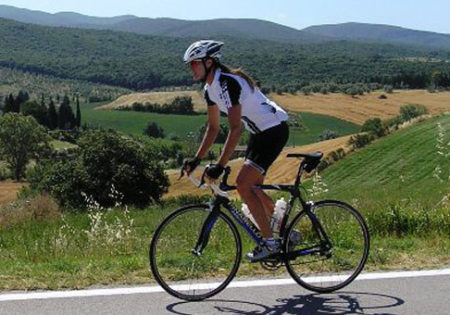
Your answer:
[76,96,81,128]
[361,118,387,137]
[143,122,165,138]
[0,113,51,180]
[3,94,14,113]
[21,100,49,127]
[58,95,76,129]
[30,129,169,208]
[399,104,429,122]
[14,90,29,112]
[48,97,58,130]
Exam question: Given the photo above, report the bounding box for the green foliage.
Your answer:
[399,104,429,122]
[349,133,373,149]
[21,100,49,127]
[2,18,450,91]
[143,122,165,138]
[119,96,195,115]
[361,118,387,137]
[0,113,51,180]
[58,95,76,130]
[29,129,169,208]
[318,129,338,141]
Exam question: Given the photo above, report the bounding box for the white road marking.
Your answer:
[0,268,449,302]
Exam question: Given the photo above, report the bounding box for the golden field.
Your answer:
[165,135,352,199]
[98,89,450,124]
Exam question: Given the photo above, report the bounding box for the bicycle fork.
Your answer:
[191,203,221,257]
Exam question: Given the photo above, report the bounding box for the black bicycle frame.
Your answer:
[192,162,332,258]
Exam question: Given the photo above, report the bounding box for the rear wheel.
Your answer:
[285,200,370,292]
[150,204,242,301]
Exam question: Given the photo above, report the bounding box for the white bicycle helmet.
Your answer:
[183,40,224,63]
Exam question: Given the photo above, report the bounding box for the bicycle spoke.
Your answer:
[150,205,241,300]
[285,200,369,292]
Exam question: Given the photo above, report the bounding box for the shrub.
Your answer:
[29,129,169,209]
[0,193,60,228]
[384,85,393,93]
[361,118,387,137]
[349,133,373,149]
[399,104,429,122]
[143,122,165,138]
[318,129,338,141]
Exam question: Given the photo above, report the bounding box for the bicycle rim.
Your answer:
[150,204,241,301]
[285,200,370,292]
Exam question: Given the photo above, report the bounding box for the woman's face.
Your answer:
[189,60,205,81]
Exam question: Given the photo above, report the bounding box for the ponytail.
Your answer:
[217,63,256,91]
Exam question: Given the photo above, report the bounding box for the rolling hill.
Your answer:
[303,22,450,49]
[0,5,324,44]
[165,113,450,210]
[1,17,449,92]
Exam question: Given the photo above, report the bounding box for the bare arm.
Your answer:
[217,105,242,167]
[195,104,220,160]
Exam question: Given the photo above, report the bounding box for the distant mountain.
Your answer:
[303,22,450,49]
[0,5,325,43]
[2,17,449,92]
[0,5,136,27]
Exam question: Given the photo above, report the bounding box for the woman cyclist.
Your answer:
[182,40,289,262]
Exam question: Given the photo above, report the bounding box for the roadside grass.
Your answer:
[0,201,448,290]
[81,102,359,145]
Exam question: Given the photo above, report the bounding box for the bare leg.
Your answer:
[254,178,275,219]
[236,165,272,238]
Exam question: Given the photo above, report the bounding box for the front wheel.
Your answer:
[150,204,242,301]
[285,200,370,292]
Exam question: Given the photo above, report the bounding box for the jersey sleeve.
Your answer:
[204,89,216,106]
[219,75,241,107]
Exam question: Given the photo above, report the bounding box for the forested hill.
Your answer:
[303,22,450,49]
[1,17,450,91]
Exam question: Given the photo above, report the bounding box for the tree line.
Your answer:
[1,91,81,130]
[2,18,450,91]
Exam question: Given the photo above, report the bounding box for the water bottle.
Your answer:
[241,203,260,230]
[271,198,287,233]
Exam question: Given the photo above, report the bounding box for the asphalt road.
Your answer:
[0,269,449,315]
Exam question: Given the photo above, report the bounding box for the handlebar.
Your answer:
[180,164,232,198]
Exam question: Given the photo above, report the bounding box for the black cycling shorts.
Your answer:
[245,121,289,175]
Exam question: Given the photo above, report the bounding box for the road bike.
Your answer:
[149,152,370,301]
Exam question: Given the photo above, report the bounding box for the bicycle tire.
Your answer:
[150,204,242,301]
[284,199,370,292]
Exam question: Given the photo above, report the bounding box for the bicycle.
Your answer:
[149,152,370,301]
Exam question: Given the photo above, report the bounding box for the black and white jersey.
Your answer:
[204,69,288,134]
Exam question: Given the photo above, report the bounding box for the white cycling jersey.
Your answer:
[204,69,288,134]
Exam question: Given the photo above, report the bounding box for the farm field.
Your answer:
[271,90,450,124]
[82,102,360,144]
[100,89,450,125]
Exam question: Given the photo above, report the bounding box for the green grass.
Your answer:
[81,102,360,145]
[320,114,450,207]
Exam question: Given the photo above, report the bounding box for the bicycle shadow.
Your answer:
[165,291,404,315]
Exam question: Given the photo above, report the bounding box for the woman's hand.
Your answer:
[205,164,224,180]
[182,157,201,176]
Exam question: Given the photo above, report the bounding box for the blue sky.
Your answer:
[1,0,450,33]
